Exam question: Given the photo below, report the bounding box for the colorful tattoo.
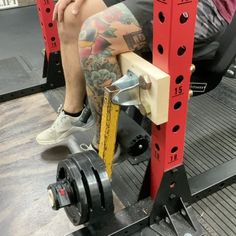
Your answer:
[84,56,122,145]
[79,4,147,146]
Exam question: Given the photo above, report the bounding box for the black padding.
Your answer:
[193,41,220,61]
[207,14,236,74]
[191,14,236,96]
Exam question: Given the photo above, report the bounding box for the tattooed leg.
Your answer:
[79,3,148,147]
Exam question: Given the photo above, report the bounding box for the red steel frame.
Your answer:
[151,0,198,198]
[36,0,60,60]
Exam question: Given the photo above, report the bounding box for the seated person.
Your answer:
[36,0,236,152]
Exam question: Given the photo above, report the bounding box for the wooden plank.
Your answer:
[118,52,170,125]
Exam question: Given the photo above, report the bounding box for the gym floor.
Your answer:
[0,5,236,236]
[0,6,123,236]
[0,93,77,236]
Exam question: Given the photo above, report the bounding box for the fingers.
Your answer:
[53,2,59,21]
[53,0,72,22]
[58,0,71,22]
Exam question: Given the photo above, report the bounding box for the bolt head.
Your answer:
[138,145,143,149]
[139,75,152,90]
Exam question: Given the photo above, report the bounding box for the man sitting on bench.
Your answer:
[36,0,236,154]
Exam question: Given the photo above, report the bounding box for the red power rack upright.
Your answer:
[36,0,65,89]
[150,0,198,197]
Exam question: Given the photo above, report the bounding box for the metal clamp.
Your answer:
[107,70,152,116]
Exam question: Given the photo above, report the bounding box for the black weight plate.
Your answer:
[57,159,89,225]
[70,152,105,221]
[85,151,114,213]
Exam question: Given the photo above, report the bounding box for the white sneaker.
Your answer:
[36,106,95,145]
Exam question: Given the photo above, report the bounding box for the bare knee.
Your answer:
[58,0,107,44]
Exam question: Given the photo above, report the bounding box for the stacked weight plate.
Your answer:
[48,150,114,225]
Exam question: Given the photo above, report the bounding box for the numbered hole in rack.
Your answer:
[180,12,189,24]
[172,125,180,133]
[157,44,164,54]
[177,46,186,56]
[155,144,160,151]
[48,23,53,28]
[171,146,178,153]
[174,102,182,110]
[46,8,51,13]
[176,75,184,84]
[156,125,161,131]
[51,37,56,42]
[158,12,165,23]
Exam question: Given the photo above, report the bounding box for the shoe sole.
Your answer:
[36,122,95,145]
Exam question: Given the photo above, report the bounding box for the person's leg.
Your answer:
[57,0,108,113]
[78,3,148,148]
[36,0,110,145]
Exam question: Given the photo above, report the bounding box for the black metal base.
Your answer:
[67,167,203,236]
[148,206,203,236]
[189,158,236,203]
[67,198,153,236]
[149,166,203,236]
[67,201,203,236]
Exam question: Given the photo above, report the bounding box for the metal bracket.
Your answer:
[110,70,151,116]
[150,203,202,236]
[148,166,203,236]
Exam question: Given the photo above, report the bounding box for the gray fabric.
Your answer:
[195,0,228,44]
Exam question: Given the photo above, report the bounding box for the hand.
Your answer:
[53,0,84,22]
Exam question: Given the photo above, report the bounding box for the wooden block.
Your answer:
[118,52,170,125]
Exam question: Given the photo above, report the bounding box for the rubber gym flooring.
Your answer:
[112,77,236,236]
[0,5,44,99]
[50,77,236,236]
[0,5,236,236]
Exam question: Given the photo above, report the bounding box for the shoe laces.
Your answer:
[51,111,67,129]
[79,143,94,152]
[57,104,63,114]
